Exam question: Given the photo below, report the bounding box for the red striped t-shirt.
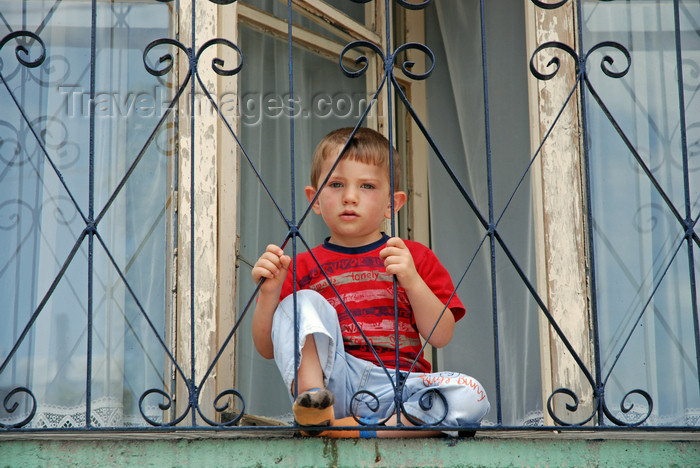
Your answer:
[280,234,465,373]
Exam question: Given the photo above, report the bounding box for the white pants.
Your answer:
[271,290,490,428]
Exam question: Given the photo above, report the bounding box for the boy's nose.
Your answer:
[342,187,358,204]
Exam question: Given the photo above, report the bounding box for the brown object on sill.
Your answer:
[221,411,290,427]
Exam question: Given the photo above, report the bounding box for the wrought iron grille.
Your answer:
[1,0,698,432]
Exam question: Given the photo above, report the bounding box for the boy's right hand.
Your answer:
[252,244,291,294]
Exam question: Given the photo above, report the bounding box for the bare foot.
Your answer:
[293,388,335,434]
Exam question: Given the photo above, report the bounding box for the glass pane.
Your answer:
[583,0,700,426]
[326,0,366,23]
[425,1,540,426]
[0,0,173,428]
[252,0,367,44]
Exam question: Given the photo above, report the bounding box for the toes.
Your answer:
[296,389,334,409]
[293,388,336,429]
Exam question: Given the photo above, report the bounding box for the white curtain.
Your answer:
[583,0,700,426]
[426,1,543,426]
[0,1,171,427]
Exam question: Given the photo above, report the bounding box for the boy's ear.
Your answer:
[385,191,407,218]
[305,185,322,215]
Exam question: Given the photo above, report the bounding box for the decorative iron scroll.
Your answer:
[531,0,569,10]
[0,31,46,69]
[528,0,658,427]
[0,387,36,429]
[137,26,246,428]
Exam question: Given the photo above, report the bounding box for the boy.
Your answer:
[251,127,489,438]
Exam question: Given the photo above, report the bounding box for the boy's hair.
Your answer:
[310,127,401,191]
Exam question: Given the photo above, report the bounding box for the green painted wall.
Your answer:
[1,435,699,467]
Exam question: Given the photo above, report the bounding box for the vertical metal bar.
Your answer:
[171,1,181,425]
[673,0,700,399]
[575,0,604,426]
[14,0,26,388]
[287,0,295,237]
[479,0,501,426]
[86,0,98,428]
[385,6,395,240]
[288,0,300,403]
[190,0,197,427]
[384,0,403,426]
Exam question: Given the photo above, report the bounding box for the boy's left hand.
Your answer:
[380,237,419,288]
[381,237,456,347]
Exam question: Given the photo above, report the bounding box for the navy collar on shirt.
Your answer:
[322,233,390,255]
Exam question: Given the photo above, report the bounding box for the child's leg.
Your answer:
[295,335,324,394]
[271,290,342,397]
[318,356,423,438]
[339,364,488,437]
[292,336,335,429]
[271,290,348,430]
[400,371,490,429]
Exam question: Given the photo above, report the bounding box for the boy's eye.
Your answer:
[329,182,343,188]
[361,183,375,190]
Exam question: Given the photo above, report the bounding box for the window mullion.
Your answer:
[174,0,223,425]
[525,0,596,426]
[288,0,381,44]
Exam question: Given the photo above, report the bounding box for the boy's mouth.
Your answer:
[340,210,358,219]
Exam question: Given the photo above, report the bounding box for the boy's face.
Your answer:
[305,153,406,248]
